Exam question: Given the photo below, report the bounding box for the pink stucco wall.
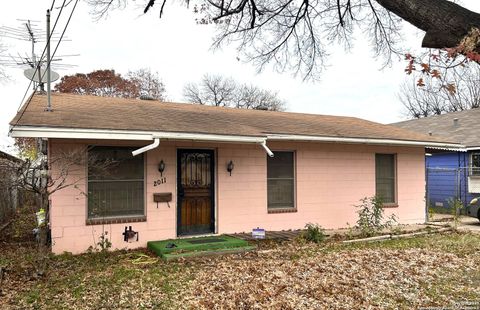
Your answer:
[48,139,426,254]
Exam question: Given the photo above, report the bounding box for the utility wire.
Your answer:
[10,0,77,133]
[48,0,79,77]
[13,0,68,115]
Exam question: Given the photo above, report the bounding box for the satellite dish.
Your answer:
[24,68,60,83]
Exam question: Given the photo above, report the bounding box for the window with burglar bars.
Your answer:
[267,151,295,210]
[471,153,480,176]
[87,146,144,219]
[375,154,396,204]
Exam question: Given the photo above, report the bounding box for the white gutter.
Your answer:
[132,138,160,156]
[151,132,264,143]
[266,134,465,150]
[10,126,265,143]
[10,126,153,140]
[9,125,465,150]
[261,141,274,157]
[427,146,467,152]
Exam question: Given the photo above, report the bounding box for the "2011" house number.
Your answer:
[154,177,167,186]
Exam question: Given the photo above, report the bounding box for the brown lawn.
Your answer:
[1,230,480,309]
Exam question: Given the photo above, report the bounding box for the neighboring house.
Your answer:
[394,109,480,215]
[0,150,22,223]
[9,93,460,254]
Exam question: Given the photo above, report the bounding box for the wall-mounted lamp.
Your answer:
[227,160,234,176]
[158,160,166,176]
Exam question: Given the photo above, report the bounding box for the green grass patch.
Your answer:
[147,235,255,260]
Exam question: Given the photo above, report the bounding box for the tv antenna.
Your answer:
[0,17,78,91]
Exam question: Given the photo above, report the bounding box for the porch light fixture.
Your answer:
[158,160,166,176]
[227,160,234,176]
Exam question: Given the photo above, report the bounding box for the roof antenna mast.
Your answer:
[45,9,52,112]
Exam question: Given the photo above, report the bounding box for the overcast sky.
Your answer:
[1,0,479,155]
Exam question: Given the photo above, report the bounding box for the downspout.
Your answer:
[261,140,274,157]
[132,138,160,156]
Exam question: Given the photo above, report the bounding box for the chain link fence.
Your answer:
[426,167,478,218]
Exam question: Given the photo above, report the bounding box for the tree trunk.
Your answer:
[35,192,50,277]
[375,0,480,50]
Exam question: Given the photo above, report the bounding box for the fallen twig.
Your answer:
[343,234,391,243]
[390,231,429,239]
[342,227,454,243]
[0,220,12,234]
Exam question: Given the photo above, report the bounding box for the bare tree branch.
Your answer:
[85,0,480,80]
[183,73,286,110]
[127,68,167,100]
[400,59,480,118]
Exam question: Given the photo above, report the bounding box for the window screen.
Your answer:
[267,151,295,209]
[375,154,396,204]
[87,146,144,219]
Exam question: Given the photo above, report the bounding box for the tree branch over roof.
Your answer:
[86,0,480,79]
[183,73,286,111]
[375,0,480,50]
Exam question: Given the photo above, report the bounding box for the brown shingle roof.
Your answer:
[393,109,480,148]
[11,93,455,144]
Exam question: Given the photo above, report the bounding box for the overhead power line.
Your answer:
[12,0,68,114]
[10,0,79,133]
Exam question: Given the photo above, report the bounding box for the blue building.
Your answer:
[394,109,480,217]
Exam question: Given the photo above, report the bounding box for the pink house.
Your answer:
[10,93,460,254]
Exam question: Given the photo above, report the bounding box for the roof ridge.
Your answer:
[392,107,480,125]
[52,92,369,121]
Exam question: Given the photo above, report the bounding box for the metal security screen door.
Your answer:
[177,149,215,236]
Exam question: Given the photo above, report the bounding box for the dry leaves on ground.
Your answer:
[178,241,479,309]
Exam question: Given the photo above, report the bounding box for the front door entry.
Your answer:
[177,149,215,236]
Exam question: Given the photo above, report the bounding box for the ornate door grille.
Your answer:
[177,150,215,235]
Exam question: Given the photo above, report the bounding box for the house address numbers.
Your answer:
[153,177,167,186]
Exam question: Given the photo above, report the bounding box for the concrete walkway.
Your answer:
[457,216,480,233]
[428,215,480,233]
[231,222,451,241]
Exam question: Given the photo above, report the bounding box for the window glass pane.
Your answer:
[88,181,144,218]
[375,154,395,203]
[268,179,294,209]
[87,146,144,219]
[472,153,480,176]
[88,146,144,180]
[267,152,294,178]
[267,151,295,209]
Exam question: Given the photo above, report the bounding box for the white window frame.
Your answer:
[470,152,480,177]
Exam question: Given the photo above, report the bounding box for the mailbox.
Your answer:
[154,192,172,202]
[153,192,172,208]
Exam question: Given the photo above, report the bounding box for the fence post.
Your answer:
[425,166,429,222]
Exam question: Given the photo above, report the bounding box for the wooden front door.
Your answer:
[177,149,215,236]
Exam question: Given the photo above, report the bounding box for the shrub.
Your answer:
[96,232,112,252]
[302,223,326,243]
[447,198,464,229]
[428,205,435,222]
[355,196,397,237]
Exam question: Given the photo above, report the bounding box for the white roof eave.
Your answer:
[9,125,465,149]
